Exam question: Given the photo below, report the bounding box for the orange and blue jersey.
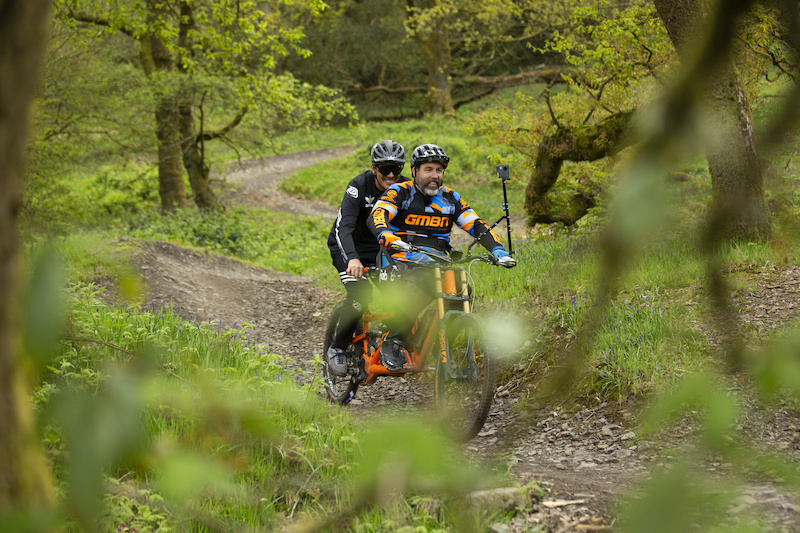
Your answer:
[368,181,504,264]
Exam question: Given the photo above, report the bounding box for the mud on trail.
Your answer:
[127,148,800,531]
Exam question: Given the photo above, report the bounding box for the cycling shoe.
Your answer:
[380,339,408,371]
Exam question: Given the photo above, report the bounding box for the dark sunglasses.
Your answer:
[377,164,403,177]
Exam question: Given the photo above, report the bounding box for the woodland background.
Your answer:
[2,0,800,531]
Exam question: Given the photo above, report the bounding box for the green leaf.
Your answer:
[23,244,65,374]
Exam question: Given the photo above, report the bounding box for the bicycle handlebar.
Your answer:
[386,243,500,267]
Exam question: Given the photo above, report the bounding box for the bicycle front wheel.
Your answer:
[435,314,496,442]
[322,302,360,405]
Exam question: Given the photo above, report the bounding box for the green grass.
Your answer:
[30,259,510,532]
[128,207,332,278]
[277,114,529,217]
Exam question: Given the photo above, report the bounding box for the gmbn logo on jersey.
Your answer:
[404,213,450,229]
[347,185,358,198]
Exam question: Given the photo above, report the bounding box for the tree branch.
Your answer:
[453,88,497,110]
[64,9,137,38]
[348,68,577,97]
[543,87,563,130]
[201,107,248,141]
[455,68,577,88]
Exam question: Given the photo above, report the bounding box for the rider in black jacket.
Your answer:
[325,140,409,376]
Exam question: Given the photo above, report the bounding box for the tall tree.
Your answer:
[653,0,771,241]
[55,0,355,211]
[140,0,187,211]
[0,0,56,511]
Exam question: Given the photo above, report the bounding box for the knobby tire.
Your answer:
[322,302,360,405]
[435,314,496,442]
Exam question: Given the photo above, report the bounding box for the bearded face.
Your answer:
[413,163,444,197]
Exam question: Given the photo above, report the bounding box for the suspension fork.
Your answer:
[435,267,447,363]
[435,267,471,316]
[433,267,472,364]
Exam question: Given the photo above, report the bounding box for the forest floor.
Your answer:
[123,147,800,532]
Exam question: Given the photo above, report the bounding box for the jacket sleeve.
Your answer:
[368,185,400,241]
[452,191,505,252]
[331,184,362,262]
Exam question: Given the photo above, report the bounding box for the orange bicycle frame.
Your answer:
[352,265,471,385]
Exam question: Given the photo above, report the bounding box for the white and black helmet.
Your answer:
[370,140,406,165]
[410,144,449,169]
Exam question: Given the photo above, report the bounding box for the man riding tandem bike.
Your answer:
[322,144,517,441]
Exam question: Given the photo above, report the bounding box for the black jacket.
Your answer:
[327,170,409,263]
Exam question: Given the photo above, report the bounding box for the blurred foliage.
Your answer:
[10,0,800,531]
[12,245,510,531]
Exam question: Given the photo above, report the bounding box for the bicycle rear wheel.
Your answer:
[322,302,361,405]
[435,314,496,442]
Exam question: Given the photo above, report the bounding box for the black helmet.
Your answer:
[410,144,449,169]
[370,140,405,165]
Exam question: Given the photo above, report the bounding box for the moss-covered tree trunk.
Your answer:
[411,0,454,116]
[0,0,56,511]
[654,0,771,241]
[704,70,772,240]
[141,0,186,213]
[152,93,186,212]
[178,104,218,211]
[177,1,218,211]
[525,111,633,225]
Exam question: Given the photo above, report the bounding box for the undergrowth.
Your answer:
[30,268,503,532]
[18,79,800,532]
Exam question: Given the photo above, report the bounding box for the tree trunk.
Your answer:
[178,1,218,211]
[153,94,186,212]
[421,28,454,115]
[525,111,633,225]
[411,0,454,116]
[179,102,218,211]
[704,68,772,240]
[0,0,56,510]
[141,0,186,212]
[654,0,771,241]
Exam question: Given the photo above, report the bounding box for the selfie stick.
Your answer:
[467,164,513,256]
[497,164,514,256]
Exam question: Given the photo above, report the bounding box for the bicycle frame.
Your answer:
[323,245,500,440]
[349,264,472,385]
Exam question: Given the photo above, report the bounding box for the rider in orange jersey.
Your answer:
[367,143,515,370]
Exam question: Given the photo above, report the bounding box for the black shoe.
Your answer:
[326,345,347,377]
[380,339,407,371]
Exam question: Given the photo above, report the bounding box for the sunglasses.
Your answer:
[377,164,403,177]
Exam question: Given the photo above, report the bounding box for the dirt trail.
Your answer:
[129,148,800,531]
